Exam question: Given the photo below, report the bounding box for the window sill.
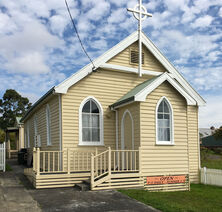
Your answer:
[156,142,174,146]
[78,143,105,147]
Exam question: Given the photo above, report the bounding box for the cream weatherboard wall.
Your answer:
[24,95,60,163]
[139,81,199,184]
[187,105,199,183]
[61,69,152,153]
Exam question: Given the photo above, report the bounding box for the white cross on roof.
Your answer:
[127,0,152,77]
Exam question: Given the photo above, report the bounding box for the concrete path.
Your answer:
[0,160,41,212]
[0,160,159,212]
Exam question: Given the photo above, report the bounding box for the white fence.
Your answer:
[200,167,222,187]
[0,142,6,172]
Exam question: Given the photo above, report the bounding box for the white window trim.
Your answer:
[156,96,174,145]
[79,96,104,146]
[46,104,52,146]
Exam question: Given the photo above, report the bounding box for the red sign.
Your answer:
[147,175,186,185]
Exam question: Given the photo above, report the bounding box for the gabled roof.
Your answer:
[110,73,196,109]
[54,31,205,106]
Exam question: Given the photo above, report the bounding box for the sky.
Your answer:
[0,0,221,128]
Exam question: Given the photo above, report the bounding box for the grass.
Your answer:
[6,164,12,171]
[120,184,222,212]
[201,148,222,169]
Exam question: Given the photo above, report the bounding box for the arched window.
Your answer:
[79,97,103,146]
[156,97,174,145]
[46,104,51,146]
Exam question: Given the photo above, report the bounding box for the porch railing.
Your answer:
[33,148,96,175]
[90,147,142,188]
[33,147,142,177]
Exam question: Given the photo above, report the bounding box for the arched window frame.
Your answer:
[46,104,51,146]
[79,96,104,146]
[156,96,174,145]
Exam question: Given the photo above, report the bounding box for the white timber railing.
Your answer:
[201,167,222,187]
[0,142,6,172]
[33,148,96,175]
[91,147,142,189]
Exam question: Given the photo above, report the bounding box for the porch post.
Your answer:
[108,147,111,176]
[67,149,70,174]
[33,147,36,172]
[139,146,142,174]
[95,147,98,176]
[36,148,40,176]
[91,153,94,190]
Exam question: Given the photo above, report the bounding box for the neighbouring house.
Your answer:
[5,117,24,159]
[21,31,205,191]
[199,128,213,139]
[201,135,222,149]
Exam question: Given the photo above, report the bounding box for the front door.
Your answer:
[121,110,134,169]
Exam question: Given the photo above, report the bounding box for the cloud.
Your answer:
[5,52,50,74]
[191,15,214,28]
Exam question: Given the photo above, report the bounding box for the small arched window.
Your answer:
[79,97,103,146]
[46,104,51,146]
[156,97,174,145]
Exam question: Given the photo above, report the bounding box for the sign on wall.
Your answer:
[147,175,187,185]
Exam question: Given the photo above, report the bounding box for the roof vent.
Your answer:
[130,50,144,64]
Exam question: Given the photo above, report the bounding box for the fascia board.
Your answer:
[141,33,205,106]
[135,73,196,105]
[55,32,138,94]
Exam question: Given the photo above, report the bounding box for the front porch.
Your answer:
[24,147,144,190]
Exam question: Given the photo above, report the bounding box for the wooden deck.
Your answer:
[24,147,144,190]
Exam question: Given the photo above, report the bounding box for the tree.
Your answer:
[0,89,32,130]
[214,126,222,140]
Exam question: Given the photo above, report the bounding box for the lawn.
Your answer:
[201,148,222,169]
[120,184,222,212]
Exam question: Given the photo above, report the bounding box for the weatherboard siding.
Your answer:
[24,95,60,151]
[107,41,167,72]
[187,106,199,183]
[140,82,190,179]
[61,69,151,153]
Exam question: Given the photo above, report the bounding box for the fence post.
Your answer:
[139,146,142,174]
[67,149,70,174]
[108,147,111,176]
[36,148,40,176]
[95,147,98,176]
[204,167,207,184]
[91,153,94,190]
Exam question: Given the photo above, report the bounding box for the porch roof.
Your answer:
[110,75,160,109]
[110,72,197,109]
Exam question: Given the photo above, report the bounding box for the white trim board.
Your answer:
[54,31,205,106]
[135,73,196,106]
[100,63,161,76]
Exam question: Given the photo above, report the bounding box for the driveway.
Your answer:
[0,160,159,212]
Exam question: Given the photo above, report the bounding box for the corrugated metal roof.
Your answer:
[110,75,160,109]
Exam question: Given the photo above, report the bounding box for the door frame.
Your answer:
[121,109,134,168]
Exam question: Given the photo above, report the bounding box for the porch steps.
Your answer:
[92,172,144,190]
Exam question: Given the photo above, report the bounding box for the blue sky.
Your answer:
[0,0,221,128]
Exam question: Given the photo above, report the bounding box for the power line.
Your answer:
[64,0,96,71]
